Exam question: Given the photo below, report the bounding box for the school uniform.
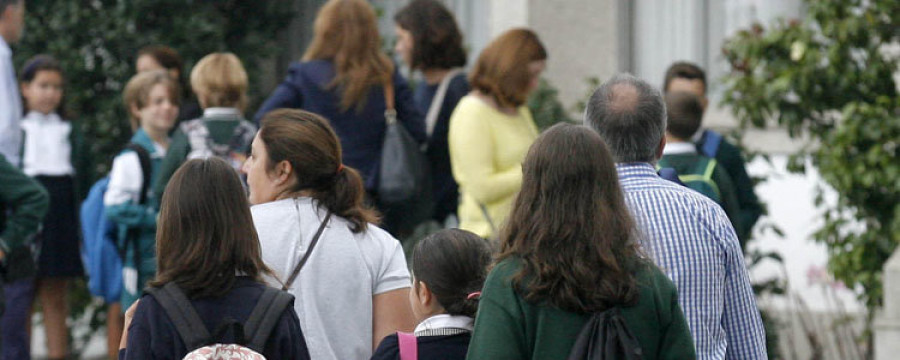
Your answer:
[371,314,473,360]
[0,155,49,360]
[104,129,166,310]
[21,111,91,278]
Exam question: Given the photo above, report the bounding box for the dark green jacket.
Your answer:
[0,154,49,256]
[695,134,763,244]
[467,258,696,360]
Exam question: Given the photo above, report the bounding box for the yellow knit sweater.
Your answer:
[448,95,538,239]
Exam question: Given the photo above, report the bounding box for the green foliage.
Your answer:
[11,1,293,351]
[721,0,900,311]
[13,0,294,178]
[528,78,575,131]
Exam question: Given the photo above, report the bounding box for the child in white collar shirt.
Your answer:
[371,229,491,360]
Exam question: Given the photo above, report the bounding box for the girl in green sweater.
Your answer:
[466,124,696,360]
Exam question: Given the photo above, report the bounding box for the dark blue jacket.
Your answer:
[255,60,426,191]
[371,333,471,360]
[413,73,469,222]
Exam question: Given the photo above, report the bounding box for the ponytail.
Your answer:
[259,109,380,233]
[310,165,379,232]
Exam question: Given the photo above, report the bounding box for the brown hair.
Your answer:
[469,28,547,109]
[151,157,274,299]
[137,45,184,79]
[190,52,248,112]
[394,0,467,71]
[498,123,643,313]
[122,70,181,130]
[665,91,704,140]
[303,0,394,111]
[663,61,707,94]
[258,109,379,232]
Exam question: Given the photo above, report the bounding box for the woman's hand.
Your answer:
[119,300,140,350]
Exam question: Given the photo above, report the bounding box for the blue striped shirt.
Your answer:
[617,163,766,360]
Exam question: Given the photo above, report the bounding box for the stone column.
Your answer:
[875,248,900,359]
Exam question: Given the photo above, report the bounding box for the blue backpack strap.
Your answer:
[698,130,723,158]
[120,143,152,271]
[656,165,686,187]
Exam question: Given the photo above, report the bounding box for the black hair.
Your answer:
[20,54,67,119]
[412,229,492,318]
[665,91,704,140]
[394,0,467,70]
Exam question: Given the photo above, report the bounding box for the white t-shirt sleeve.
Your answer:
[104,152,143,206]
[371,231,411,295]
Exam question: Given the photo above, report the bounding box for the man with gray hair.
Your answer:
[585,74,766,359]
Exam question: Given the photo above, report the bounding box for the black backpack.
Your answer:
[567,307,643,360]
[145,282,294,358]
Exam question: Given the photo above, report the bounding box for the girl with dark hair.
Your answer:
[118,157,310,359]
[371,229,490,360]
[448,28,545,240]
[466,124,696,359]
[17,54,91,360]
[393,0,469,226]
[136,45,202,121]
[244,109,416,360]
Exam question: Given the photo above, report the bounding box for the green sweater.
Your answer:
[0,155,49,253]
[467,258,696,360]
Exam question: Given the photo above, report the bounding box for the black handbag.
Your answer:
[377,82,431,207]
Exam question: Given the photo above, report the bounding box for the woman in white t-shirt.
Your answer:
[242,108,416,360]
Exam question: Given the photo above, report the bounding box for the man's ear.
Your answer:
[655,136,667,160]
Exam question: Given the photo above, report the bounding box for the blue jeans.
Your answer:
[1,278,35,360]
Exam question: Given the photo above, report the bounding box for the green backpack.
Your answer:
[658,156,722,204]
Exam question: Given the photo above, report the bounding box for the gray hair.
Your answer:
[583,73,667,164]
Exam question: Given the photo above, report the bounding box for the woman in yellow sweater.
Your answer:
[448,28,547,239]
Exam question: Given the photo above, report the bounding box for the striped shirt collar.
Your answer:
[414,314,473,337]
[615,162,660,180]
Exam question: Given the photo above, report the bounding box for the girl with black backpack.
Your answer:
[466,124,696,360]
[118,157,311,360]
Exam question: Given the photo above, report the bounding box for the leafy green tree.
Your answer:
[721,0,900,317]
[12,1,293,352]
[14,0,293,177]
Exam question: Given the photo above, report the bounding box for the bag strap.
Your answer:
[145,283,211,350]
[384,82,397,125]
[243,287,294,352]
[478,203,497,239]
[281,210,333,290]
[397,331,418,360]
[121,143,153,268]
[424,69,463,142]
[699,129,723,158]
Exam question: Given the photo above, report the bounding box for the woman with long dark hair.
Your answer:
[244,109,415,360]
[119,157,310,359]
[466,124,695,359]
[393,0,468,225]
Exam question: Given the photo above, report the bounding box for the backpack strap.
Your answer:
[698,129,723,158]
[145,283,211,350]
[243,287,294,353]
[678,157,721,199]
[121,143,153,269]
[397,331,418,360]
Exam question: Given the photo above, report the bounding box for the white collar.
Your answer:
[0,36,9,58]
[24,111,62,123]
[203,107,241,118]
[663,142,698,155]
[414,314,474,334]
